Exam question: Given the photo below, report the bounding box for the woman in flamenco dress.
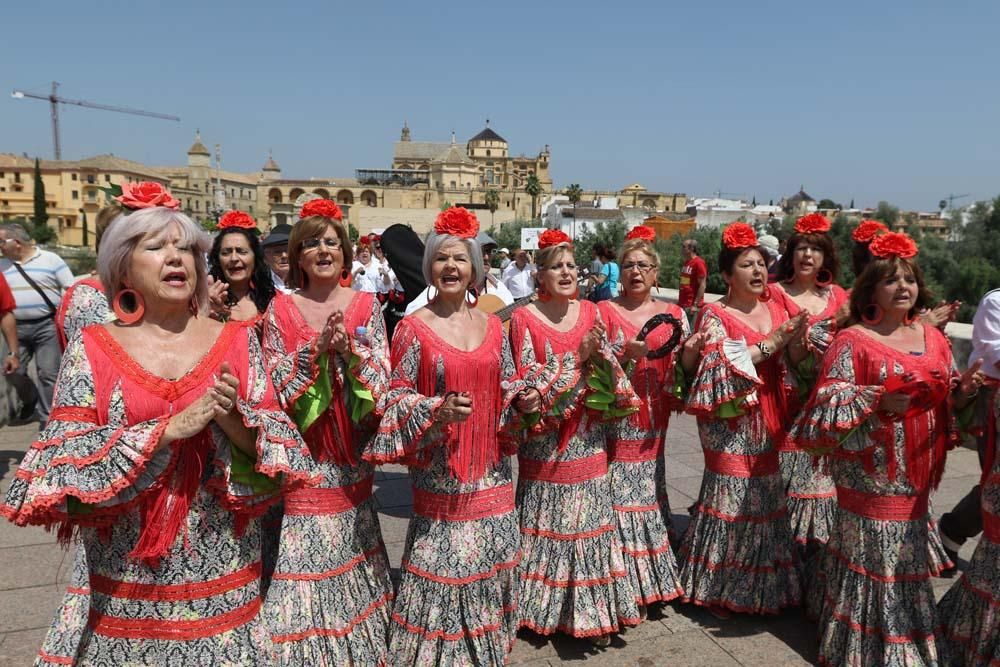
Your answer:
[365,207,536,665]
[260,199,394,666]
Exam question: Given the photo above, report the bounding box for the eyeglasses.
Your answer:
[300,238,341,251]
[622,262,655,272]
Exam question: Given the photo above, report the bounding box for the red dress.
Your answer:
[3,322,315,665]
[792,325,955,665]
[679,299,802,613]
[597,300,687,606]
[260,290,394,665]
[771,282,848,548]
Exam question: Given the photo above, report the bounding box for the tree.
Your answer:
[849,198,855,209]
[818,198,842,210]
[751,195,757,207]
[873,201,900,226]
[30,158,54,244]
[485,218,536,255]
[565,183,583,238]
[200,217,217,233]
[525,174,542,221]
[485,188,500,227]
[348,223,360,242]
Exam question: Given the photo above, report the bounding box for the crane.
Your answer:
[11,81,180,160]
[938,193,971,212]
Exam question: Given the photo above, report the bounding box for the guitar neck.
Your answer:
[494,296,533,322]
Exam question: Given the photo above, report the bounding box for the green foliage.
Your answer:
[484,219,537,253]
[525,174,542,220]
[818,198,842,210]
[872,201,900,225]
[574,221,627,269]
[348,223,360,242]
[32,158,48,228]
[200,217,217,233]
[484,189,500,226]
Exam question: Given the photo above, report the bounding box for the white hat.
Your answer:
[758,234,780,258]
[499,247,509,254]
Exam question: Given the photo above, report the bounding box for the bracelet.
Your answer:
[755,341,773,360]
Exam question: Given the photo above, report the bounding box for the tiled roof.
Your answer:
[393,141,452,162]
[469,127,506,143]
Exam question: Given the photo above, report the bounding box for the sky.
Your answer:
[2,0,998,211]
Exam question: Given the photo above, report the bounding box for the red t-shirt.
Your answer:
[0,273,15,315]
[678,256,706,308]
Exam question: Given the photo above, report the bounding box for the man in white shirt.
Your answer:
[501,248,535,299]
[0,223,75,426]
[939,288,1000,566]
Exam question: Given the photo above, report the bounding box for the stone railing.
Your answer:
[651,287,975,370]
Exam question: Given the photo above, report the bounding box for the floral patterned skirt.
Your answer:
[677,467,802,614]
[815,505,940,667]
[779,450,837,548]
[263,496,393,666]
[388,509,520,667]
[937,534,1000,666]
[609,457,684,606]
[35,544,89,667]
[517,474,641,637]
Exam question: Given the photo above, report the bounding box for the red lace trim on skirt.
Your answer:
[90,562,261,601]
[836,486,928,521]
[983,511,1000,543]
[88,597,261,640]
[412,484,514,522]
[518,452,607,484]
[703,450,779,478]
[283,477,373,515]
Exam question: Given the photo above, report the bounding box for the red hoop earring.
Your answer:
[536,284,551,303]
[113,289,145,325]
[902,311,915,326]
[758,285,772,302]
[339,268,351,288]
[862,303,884,325]
[815,269,833,288]
[467,286,479,308]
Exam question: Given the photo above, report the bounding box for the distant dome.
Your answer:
[262,151,280,172]
[187,130,210,156]
[469,126,507,144]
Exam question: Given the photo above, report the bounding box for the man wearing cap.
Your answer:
[758,234,781,283]
[261,223,293,293]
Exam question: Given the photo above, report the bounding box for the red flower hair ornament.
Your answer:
[868,231,918,259]
[625,225,656,242]
[851,219,889,244]
[795,213,831,235]
[434,207,479,238]
[217,210,257,231]
[537,229,572,249]
[114,181,180,210]
[721,223,758,250]
[300,199,343,221]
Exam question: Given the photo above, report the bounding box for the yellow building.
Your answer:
[0,153,171,247]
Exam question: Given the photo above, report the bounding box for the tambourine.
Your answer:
[881,370,949,420]
[637,313,684,360]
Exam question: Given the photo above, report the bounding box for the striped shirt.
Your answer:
[0,249,74,321]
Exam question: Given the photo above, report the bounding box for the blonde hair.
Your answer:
[618,238,658,268]
[534,243,573,270]
[287,216,353,289]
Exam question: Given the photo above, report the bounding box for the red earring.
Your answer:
[758,285,772,302]
[902,311,915,326]
[536,284,551,303]
[815,269,833,288]
[862,303,884,325]
[112,289,145,325]
[339,268,351,288]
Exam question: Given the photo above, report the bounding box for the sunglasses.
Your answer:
[301,238,341,251]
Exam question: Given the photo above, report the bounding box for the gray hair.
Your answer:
[0,223,32,243]
[98,207,211,310]
[422,231,485,290]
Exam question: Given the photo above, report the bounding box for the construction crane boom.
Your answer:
[11,81,180,160]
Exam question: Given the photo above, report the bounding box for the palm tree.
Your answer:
[485,188,500,227]
[565,183,583,239]
[525,174,542,221]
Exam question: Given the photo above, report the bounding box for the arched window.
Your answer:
[360,190,378,207]
[336,190,354,204]
[268,188,282,204]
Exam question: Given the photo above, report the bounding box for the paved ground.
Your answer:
[0,414,983,666]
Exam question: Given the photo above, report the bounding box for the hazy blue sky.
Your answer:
[2,1,997,210]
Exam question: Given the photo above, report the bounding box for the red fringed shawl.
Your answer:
[409,315,503,483]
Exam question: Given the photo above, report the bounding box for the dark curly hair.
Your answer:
[774,232,839,284]
[208,227,276,314]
